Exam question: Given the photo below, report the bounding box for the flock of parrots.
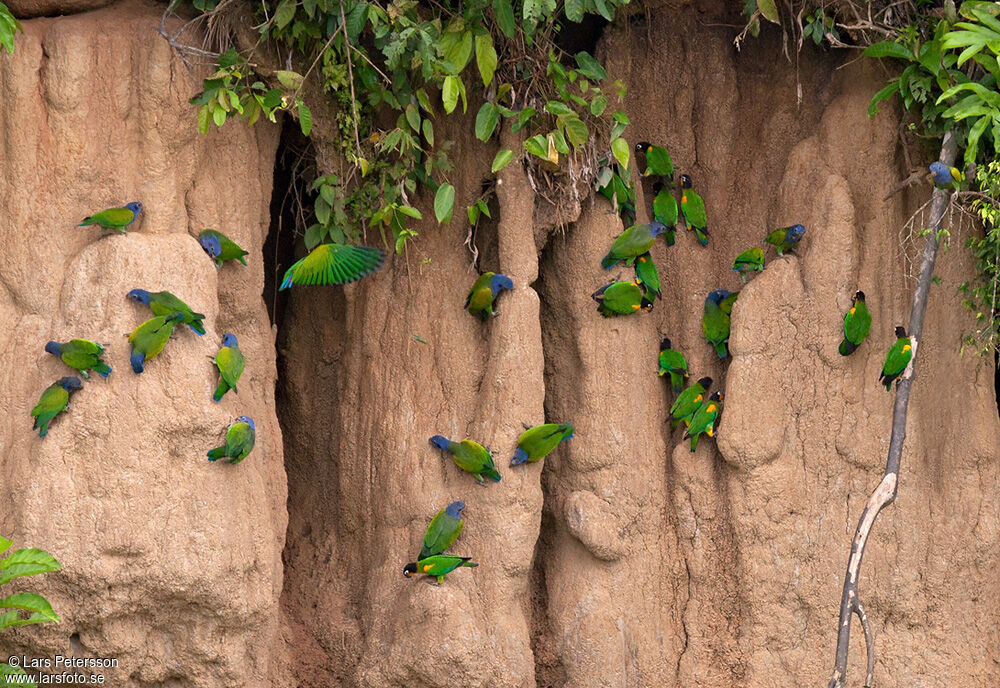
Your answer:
[30,146,961,587]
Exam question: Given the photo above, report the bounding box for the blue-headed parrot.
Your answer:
[601,222,666,269]
[78,202,142,235]
[466,272,514,319]
[429,435,501,483]
[44,339,111,379]
[764,224,805,256]
[199,229,249,267]
[511,423,574,466]
[419,501,465,559]
[280,243,386,288]
[127,289,206,336]
[213,333,245,402]
[31,376,82,438]
[207,416,256,463]
[128,312,183,374]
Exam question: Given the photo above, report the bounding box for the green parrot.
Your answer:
[719,290,739,315]
[929,161,963,189]
[198,229,249,267]
[732,247,764,282]
[207,416,256,463]
[679,174,708,246]
[419,501,465,559]
[652,183,678,246]
[78,202,142,235]
[31,376,82,438]
[213,333,245,402]
[596,163,636,227]
[684,391,723,452]
[280,243,386,288]
[657,338,689,394]
[128,312,184,374]
[511,423,574,466]
[403,554,478,585]
[44,339,111,379]
[702,290,733,359]
[839,290,872,356]
[600,222,667,269]
[466,272,514,319]
[591,280,654,317]
[429,435,501,483]
[634,141,674,180]
[127,289,206,336]
[634,252,661,300]
[764,224,806,256]
[669,376,712,429]
[879,326,913,391]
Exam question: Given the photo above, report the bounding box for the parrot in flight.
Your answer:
[31,376,83,438]
[127,289,206,336]
[78,202,142,235]
[280,243,386,288]
[207,416,256,463]
[44,339,111,379]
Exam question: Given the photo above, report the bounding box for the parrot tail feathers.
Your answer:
[130,350,145,374]
[696,228,709,246]
[239,256,248,266]
[670,373,684,394]
[665,229,676,246]
[839,339,858,356]
[461,560,478,568]
[600,253,617,269]
[207,446,226,461]
[482,468,502,482]
[715,342,728,358]
[212,380,229,402]
[93,362,112,378]
[189,318,207,336]
[689,435,699,452]
[510,448,530,466]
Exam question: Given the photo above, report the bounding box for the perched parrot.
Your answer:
[929,161,963,189]
[634,141,674,180]
[634,252,661,300]
[669,376,712,429]
[198,229,249,267]
[403,554,478,585]
[78,202,142,235]
[213,333,245,402]
[466,272,514,319]
[651,182,678,246]
[600,222,667,269]
[879,326,913,391]
[429,435,501,483]
[597,165,636,226]
[719,290,739,315]
[657,338,689,394]
[839,290,872,356]
[280,243,386,288]
[684,391,724,452]
[31,376,82,438]
[511,423,574,466]
[591,280,653,317]
[679,175,708,246]
[44,339,111,379]
[732,247,764,282]
[764,224,806,256]
[419,501,465,559]
[128,312,183,374]
[207,416,256,463]
[702,290,733,358]
[127,289,206,335]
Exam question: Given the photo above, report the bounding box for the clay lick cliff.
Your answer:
[1,1,999,688]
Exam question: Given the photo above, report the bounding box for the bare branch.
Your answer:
[827,130,958,688]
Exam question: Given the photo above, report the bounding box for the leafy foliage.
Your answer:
[184,0,630,254]
[0,2,21,55]
[960,161,1000,355]
[0,537,61,688]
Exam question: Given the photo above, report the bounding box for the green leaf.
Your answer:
[298,103,313,136]
[524,134,548,159]
[0,593,58,625]
[475,33,498,87]
[274,70,304,89]
[475,103,500,141]
[416,89,434,115]
[545,100,574,116]
[443,29,474,73]
[512,107,536,133]
[563,115,589,147]
[304,223,326,250]
[0,548,61,585]
[757,0,779,23]
[611,137,630,170]
[867,81,900,118]
[434,183,456,224]
[346,1,368,42]
[442,75,460,114]
[863,41,914,61]
[550,129,569,155]
[491,148,514,173]
[422,119,434,146]
[315,196,332,226]
[589,94,608,116]
[273,0,297,30]
[398,205,423,220]
[1,663,35,688]
[197,106,211,135]
[468,204,481,225]
[212,107,226,127]
[405,104,421,133]
[0,537,10,556]
[476,198,491,218]
[966,115,990,167]
[493,0,516,38]
[565,0,584,23]
[574,52,608,81]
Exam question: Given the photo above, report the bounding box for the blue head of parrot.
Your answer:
[491,274,514,296]
[58,376,83,392]
[236,416,255,431]
[125,202,143,216]
[429,435,451,451]
[445,501,465,519]
[127,288,151,305]
[785,224,805,243]
[200,234,222,258]
[221,333,239,348]
[649,221,667,238]
[44,341,63,356]
[929,161,952,186]
[706,289,732,306]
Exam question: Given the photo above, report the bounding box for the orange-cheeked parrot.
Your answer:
[879,325,913,391]
[684,390,723,452]
[592,280,653,317]
[403,554,478,585]
[658,338,689,393]
[679,175,708,246]
[839,290,872,356]
[669,376,712,429]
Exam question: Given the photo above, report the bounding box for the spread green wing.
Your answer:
[280,243,386,289]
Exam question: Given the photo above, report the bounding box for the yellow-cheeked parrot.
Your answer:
[213,333,245,402]
[679,175,708,246]
[403,554,478,585]
[634,141,674,181]
[879,325,913,391]
[511,423,574,466]
[839,290,872,356]
[31,376,82,438]
[597,163,636,227]
[128,312,183,374]
[684,390,723,452]
[44,339,111,379]
[199,229,249,267]
[658,338,689,394]
[78,202,142,235]
[635,252,661,300]
[429,435,501,483]
[127,289,206,336]
[669,376,712,429]
[466,272,514,319]
[207,416,256,463]
[419,501,465,559]
[280,243,386,288]
[651,182,678,246]
[592,280,653,317]
[601,222,667,269]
